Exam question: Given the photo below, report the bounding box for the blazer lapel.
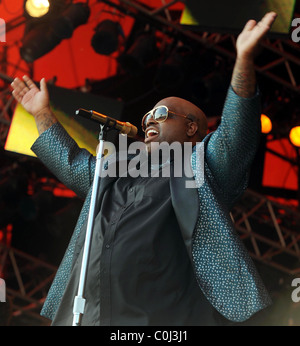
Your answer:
[169,170,199,260]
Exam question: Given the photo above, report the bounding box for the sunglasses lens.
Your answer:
[153,106,168,122]
[142,112,151,131]
[142,106,169,131]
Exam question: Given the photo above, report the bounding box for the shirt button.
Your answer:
[129,188,133,192]
[105,244,110,249]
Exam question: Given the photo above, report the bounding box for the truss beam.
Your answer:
[0,242,56,325]
[102,0,300,94]
[231,189,300,275]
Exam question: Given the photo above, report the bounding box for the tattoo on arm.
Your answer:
[231,58,256,98]
[35,111,58,135]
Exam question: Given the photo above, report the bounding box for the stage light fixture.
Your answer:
[289,126,300,148]
[20,22,61,63]
[53,2,90,39]
[91,20,123,56]
[20,2,90,62]
[260,114,272,134]
[24,0,50,18]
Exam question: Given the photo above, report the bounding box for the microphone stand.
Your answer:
[72,122,111,326]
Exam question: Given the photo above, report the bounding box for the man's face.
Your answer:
[143,97,194,151]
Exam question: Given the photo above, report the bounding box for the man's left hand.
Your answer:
[236,12,277,61]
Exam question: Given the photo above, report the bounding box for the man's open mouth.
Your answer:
[145,128,159,143]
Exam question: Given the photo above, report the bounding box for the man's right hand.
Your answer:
[11,75,57,134]
[11,75,50,117]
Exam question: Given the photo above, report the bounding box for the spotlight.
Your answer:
[91,20,123,56]
[24,0,50,18]
[20,2,90,62]
[289,126,300,147]
[20,22,61,62]
[53,2,90,39]
[260,114,272,134]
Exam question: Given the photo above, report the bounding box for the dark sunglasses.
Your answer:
[141,105,192,132]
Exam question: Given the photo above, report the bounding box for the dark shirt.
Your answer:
[52,163,223,326]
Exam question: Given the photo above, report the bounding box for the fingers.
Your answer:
[11,76,29,91]
[11,77,30,101]
[243,19,257,32]
[11,75,47,104]
[246,12,277,33]
[11,75,38,93]
[11,88,23,104]
[260,11,277,27]
[236,12,277,61]
[39,77,49,96]
[22,75,37,90]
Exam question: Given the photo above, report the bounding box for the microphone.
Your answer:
[75,108,138,138]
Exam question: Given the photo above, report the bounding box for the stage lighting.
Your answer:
[289,126,300,147]
[261,114,272,134]
[53,2,90,39]
[20,2,90,62]
[24,0,50,18]
[20,22,61,62]
[91,20,123,55]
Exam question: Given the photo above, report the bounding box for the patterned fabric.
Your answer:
[32,125,96,321]
[31,86,271,323]
[190,88,272,321]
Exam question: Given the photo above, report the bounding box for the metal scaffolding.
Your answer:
[0,242,56,325]
[0,0,300,325]
[0,13,31,145]
[231,189,300,275]
[101,0,300,94]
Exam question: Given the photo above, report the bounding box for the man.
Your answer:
[11,12,277,326]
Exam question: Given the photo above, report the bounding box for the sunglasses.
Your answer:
[141,105,192,132]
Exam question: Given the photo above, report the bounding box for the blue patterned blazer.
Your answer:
[32,86,271,323]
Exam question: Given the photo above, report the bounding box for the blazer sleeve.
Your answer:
[204,85,261,205]
[31,122,96,199]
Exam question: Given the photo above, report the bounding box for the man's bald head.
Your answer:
[154,96,208,142]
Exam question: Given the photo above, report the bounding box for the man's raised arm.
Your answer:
[204,12,277,205]
[11,76,95,199]
[231,12,277,97]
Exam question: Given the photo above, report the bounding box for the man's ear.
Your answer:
[186,121,198,137]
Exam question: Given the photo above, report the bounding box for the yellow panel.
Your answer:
[180,0,296,34]
[5,103,98,157]
[180,7,197,25]
[4,104,39,157]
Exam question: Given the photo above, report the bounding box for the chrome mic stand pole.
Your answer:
[72,123,109,326]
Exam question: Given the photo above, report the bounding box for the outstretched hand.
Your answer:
[236,12,277,61]
[11,76,50,117]
[11,75,57,135]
